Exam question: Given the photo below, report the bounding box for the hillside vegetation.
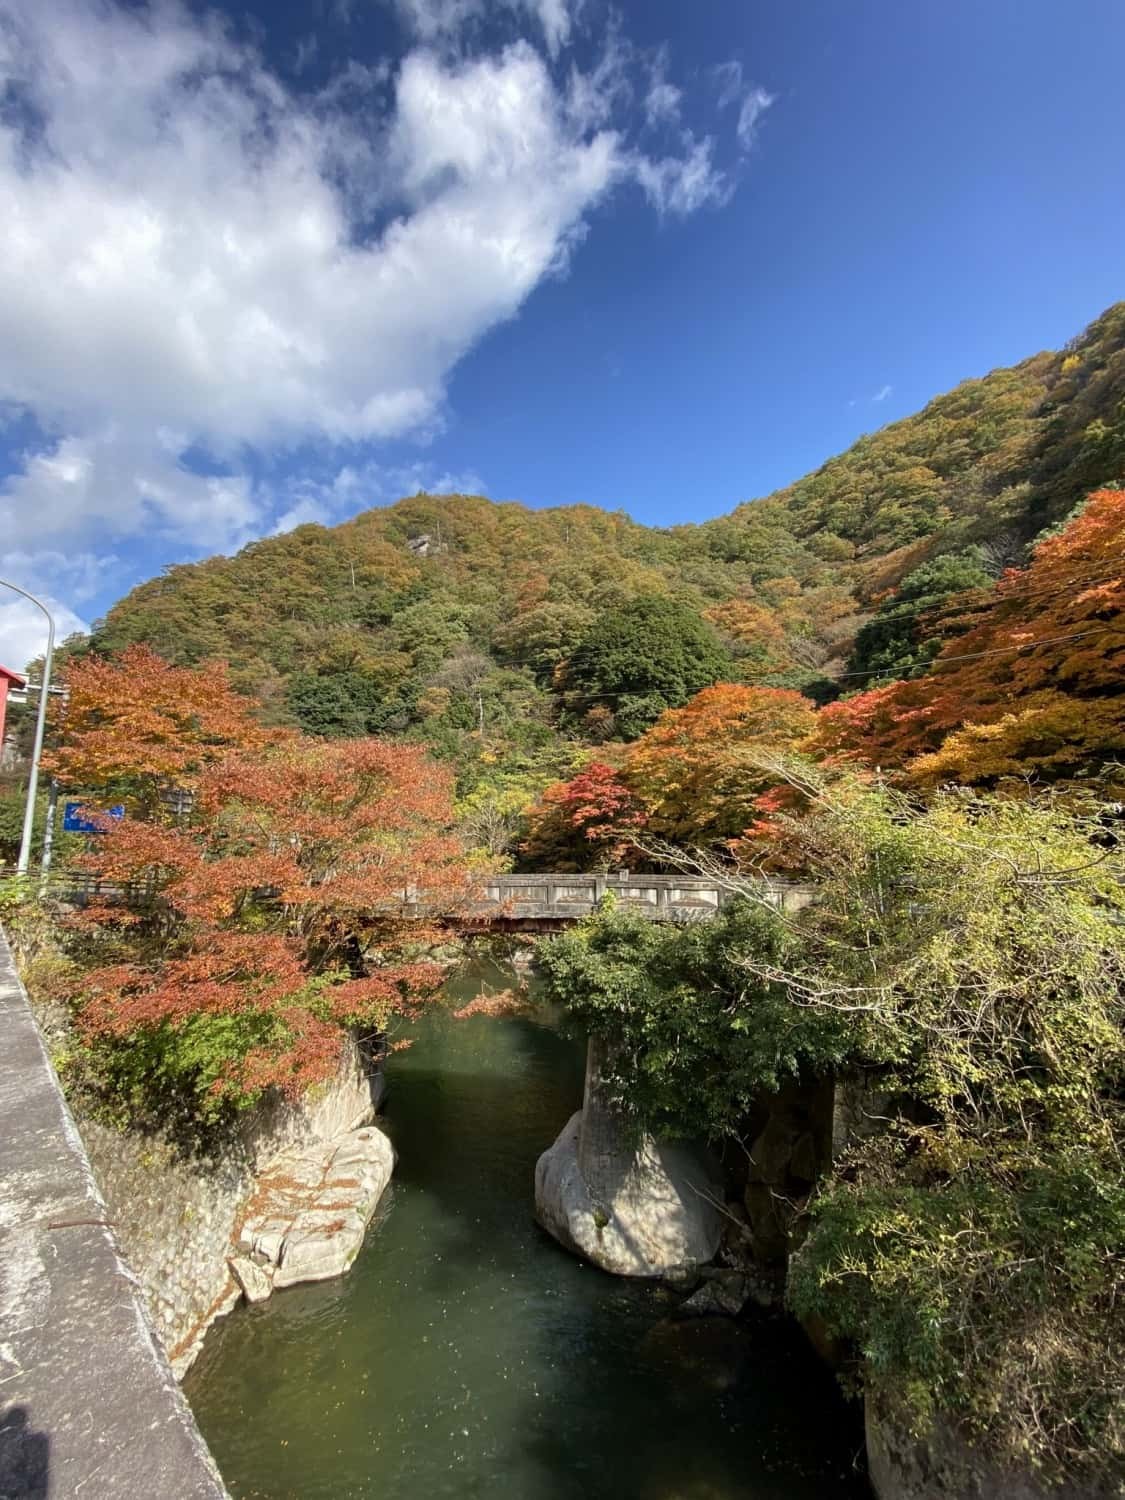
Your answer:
[75,301,1125,844]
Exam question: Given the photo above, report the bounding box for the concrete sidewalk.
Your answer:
[0,927,229,1500]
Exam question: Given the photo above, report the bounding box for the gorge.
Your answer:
[184,960,871,1500]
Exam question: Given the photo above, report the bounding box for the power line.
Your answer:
[835,624,1123,682]
[557,624,1123,702]
[482,565,1124,684]
[493,572,1125,700]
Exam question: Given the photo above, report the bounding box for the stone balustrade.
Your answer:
[470,872,816,926]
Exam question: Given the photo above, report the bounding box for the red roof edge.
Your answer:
[0,665,27,686]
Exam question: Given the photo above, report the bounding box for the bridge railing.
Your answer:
[471,872,816,922]
[8,866,817,926]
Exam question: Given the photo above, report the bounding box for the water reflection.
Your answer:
[186,964,869,1500]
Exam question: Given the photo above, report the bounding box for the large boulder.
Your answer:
[535,1038,723,1277]
[233,1124,394,1297]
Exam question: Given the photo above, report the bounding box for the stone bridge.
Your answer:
[44,868,817,931]
[464,872,816,930]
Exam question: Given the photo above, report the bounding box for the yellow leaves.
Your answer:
[910,694,1125,786]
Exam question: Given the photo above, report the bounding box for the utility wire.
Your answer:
[480,564,1124,680]
[561,624,1124,700]
[552,623,1123,704]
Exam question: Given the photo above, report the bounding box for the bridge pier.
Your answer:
[534,1035,723,1278]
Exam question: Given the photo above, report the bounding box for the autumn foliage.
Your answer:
[37,487,1125,1114]
[814,488,1125,785]
[523,684,816,864]
[521,761,644,871]
[45,644,272,813]
[50,659,475,1110]
[621,684,817,843]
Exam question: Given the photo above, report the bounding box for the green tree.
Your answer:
[562,595,732,740]
[847,547,994,680]
[539,774,1125,1488]
[536,900,848,1137]
[287,670,385,738]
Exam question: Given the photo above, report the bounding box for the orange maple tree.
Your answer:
[45,644,272,813]
[622,683,818,843]
[813,489,1125,784]
[57,660,476,1108]
[522,685,817,867]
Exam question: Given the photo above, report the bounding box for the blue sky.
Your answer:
[0,0,1123,665]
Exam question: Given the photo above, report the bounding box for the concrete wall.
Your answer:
[0,926,230,1499]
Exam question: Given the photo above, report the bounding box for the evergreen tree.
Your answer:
[563,595,732,739]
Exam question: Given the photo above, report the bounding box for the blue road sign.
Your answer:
[63,802,125,834]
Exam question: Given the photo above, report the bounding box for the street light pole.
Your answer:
[0,579,56,876]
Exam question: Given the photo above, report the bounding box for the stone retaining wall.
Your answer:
[81,1035,384,1377]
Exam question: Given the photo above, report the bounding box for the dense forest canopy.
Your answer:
[90,302,1125,684]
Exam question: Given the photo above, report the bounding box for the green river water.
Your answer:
[186,963,870,1500]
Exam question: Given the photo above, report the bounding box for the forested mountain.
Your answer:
[32,307,1125,1499]
[85,301,1125,814]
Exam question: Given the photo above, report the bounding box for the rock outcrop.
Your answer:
[535,1037,722,1277]
[676,1270,752,1318]
[865,1394,1120,1500]
[75,1033,387,1376]
[232,1126,394,1298]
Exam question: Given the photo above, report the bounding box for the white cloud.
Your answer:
[272,498,334,534]
[0,0,758,622]
[712,61,743,110]
[632,134,729,218]
[392,0,480,43]
[0,594,89,674]
[0,435,261,554]
[294,35,318,73]
[711,61,774,150]
[873,384,893,402]
[0,548,121,607]
[0,553,93,672]
[0,2,630,557]
[736,86,775,150]
[645,79,681,126]
[392,0,578,57]
[0,8,623,455]
[643,45,681,128]
[274,458,485,535]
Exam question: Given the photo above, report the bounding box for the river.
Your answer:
[185,961,870,1500]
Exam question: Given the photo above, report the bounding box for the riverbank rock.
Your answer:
[865,1393,1120,1500]
[535,1037,723,1278]
[676,1270,752,1319]
[232,1125,393,1299]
